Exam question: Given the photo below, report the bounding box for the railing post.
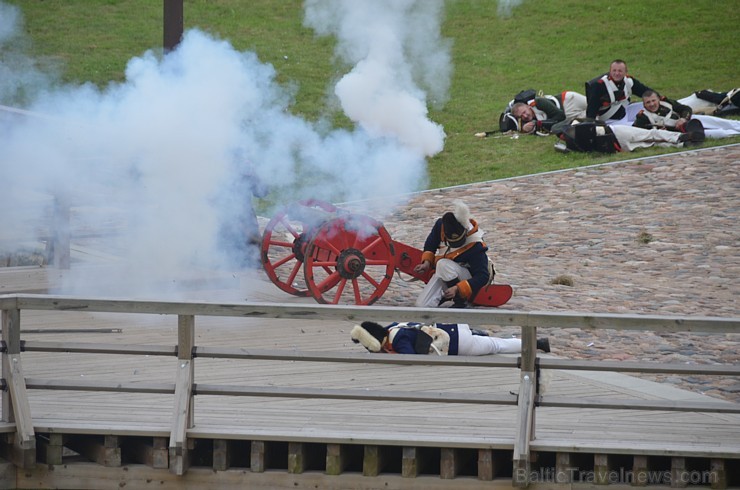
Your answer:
[48,196,71,269]
[169,314,194,475]
[1,307,36,468]
[513,324,537,487]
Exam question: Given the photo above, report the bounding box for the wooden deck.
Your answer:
[15,307,740,454]
[1,267,739,488]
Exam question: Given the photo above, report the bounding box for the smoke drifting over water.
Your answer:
[0,1,451,298]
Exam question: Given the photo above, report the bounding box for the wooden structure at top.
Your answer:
[0,291,739,489]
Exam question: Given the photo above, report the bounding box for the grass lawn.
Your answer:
[6,0,740,189]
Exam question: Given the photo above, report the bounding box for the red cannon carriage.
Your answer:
[260,199,512,307]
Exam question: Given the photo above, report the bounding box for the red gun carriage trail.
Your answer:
[261,199,512,307]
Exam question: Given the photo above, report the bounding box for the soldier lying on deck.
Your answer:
[350,321,550,356]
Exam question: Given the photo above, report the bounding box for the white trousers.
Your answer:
[610,125,681,152]
[456,323,522,355]
[692,115,740,139]
[562,91,587,122]
[678,94,718,115]
[415,259,470,308]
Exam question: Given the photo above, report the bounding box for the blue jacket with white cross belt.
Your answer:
[350,321,460,355]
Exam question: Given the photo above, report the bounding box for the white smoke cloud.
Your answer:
[0,3,57,104]
[0,1,451,298]
[497,0,524,18]
[304,0,450,157]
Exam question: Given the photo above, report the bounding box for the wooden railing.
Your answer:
[1,293,739,486]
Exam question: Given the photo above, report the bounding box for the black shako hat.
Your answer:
[442,211,467,248]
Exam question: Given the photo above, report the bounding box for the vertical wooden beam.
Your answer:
[169,314,194,475]
[671,456,688,488]
[556,452,572,484]
[152,437,169,469]
[65,435,121,466]
[251,441,266,473]
[103,435,122,466]
[633,455,649,487]
[512,370,535,487]
[478,448,494,481]
[1,307,35,468]
[50,197,71,269]
[326,443,344,475]
[213,439,230,471]
[288,442,306,474]
[37,434,63,465]
[402,447,420,478]
[440,448,459,479]
[519,325,537,373]
[710,459,727,490]
[363,445,384,477]
[126,437,168,469]
[594,453,610,485]
[163,0,183,52]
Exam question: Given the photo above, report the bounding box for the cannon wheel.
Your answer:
[261,199,340,297]
[303,214,395,305]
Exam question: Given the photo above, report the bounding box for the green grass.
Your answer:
[7,0,740,189]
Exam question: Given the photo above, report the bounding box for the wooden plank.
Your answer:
[540,358,740,376]
[4,352,34,444]
[594,453,610,485]
[1,308,19,422]
[193,383,518,405]
[710,459,727,490]
[23,340,175,356]
[6,294,739,333]
[556,452,571,483]
[0,268,65,294]
[25,378,174,394]
[671,456,688,488]
[213,439,230,471]
[4,294,740,472]
[169,360,193,475]
[477,448,493,481]
[539,395,740,414]
[363,445,384,477]
[170,314,194,475]
[288,442,306,474]
[126,437,168,469]
[194,345,519,368]
[66,434,121,467]
[512,371,535,487]
[37,433,63,465]
[250,441,266,473]
[520,326,536,373]
[402,447,419,478]
[16,462,539,489]
[632,455,648,487]
[325,443,344,476]
[1,307,36,468]
[440,447,458,479]
[49,197,70,269]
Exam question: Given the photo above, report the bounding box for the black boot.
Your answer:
[450,297,468,309]
[537,338,551,353]
[443,279,467,308]
[678,119,705,147]
[729,88,740,108]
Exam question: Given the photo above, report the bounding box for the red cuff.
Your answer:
[457,280,472,299]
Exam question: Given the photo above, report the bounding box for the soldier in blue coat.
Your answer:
[413,200,493,309]
[350,321,550,356]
